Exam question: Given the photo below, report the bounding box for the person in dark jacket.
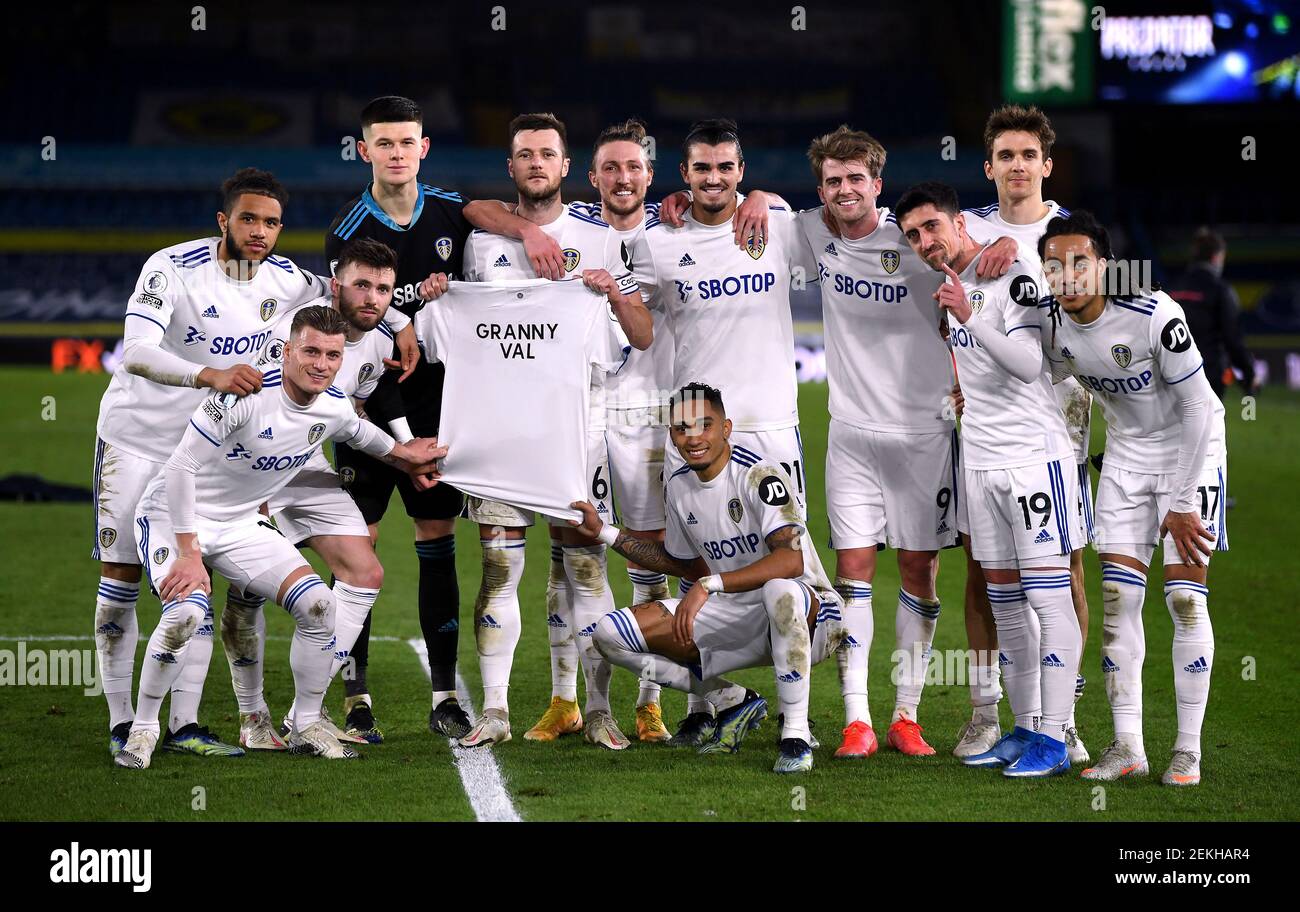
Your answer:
[1166,228,1258,398]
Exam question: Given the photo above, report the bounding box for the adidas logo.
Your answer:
[824,242,838,256]
[1102,656,1119,673]
[546,613,566,629]
[678,253,696,267]
[437,619,458,633]
[232,656,257,667]
[843,635,862,648]
[1061,346,1074,359]
[998,651,1011,667]
[1041,653,1066,668]
[1184,656,1210,674]
[257,427,274,440]
[579,622,597,637]
[196,624,213,637]
[201,305,219,318]
[937,521,950,534]
[777,669,803,683]
[493,254,511,268]
[334,648,350,662]
[686,512,698,525]
[1033,529,1054,544]
[478,614,502,629]
[151,651,177,665]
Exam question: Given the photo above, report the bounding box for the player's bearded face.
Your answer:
[670,398,728,471]
[903,206,961,271]
[285,328,345,395]
[510,130,568,204]
[335,266,394,332]
[594,141,650,217]
[1043,235,1104,310]
[220,194,282,269]
[683,143,742,214]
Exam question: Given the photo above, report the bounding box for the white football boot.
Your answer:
[114,729,159,769]
[1080,739,1149,781]
[459,708,511,748]
[240,711,288,751]
[953,718,1002,758]
[1162,750,1201,787]
[583,710,631,750]
[1064,725,1090,766]
[288,720,360,759]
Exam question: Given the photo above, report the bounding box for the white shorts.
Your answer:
[825,421,959,552]
[660,583,843,679]
[268,452,369,544]
[134,509,309,604]
[1094,459,1228,567]
[92,438,163,564]
[466,433,614,529]
[606,423,667,531]
[664,426,808,518]
[962,458,1086,568]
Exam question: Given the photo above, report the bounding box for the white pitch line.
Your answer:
[407,638,521,823]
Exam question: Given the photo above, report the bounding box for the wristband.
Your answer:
[597,523,619,547]
[699,574,724,594]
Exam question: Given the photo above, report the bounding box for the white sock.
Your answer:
[592,607,744,705]
[134,591,209,736]
[286,581,379,722]
[985,581,1040,732]
[168,602,214,731]
[834,578,872,727]
[476,538,525,713]
[1022,570,1080,744]
[764,579,812,743]
[894,588,939,723]
[221,589,268,715]
[546,542,578,702]
[678,578,713,717]
[628,568,670,605]
[95,576,139,728]
[1100,562,1147,754]
[1165,580,1214,755]
[566,544,615,715]
[282,575,336,730]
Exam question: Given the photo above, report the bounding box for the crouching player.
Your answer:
[571,383,849,773]
[116,306,443,768]
[1036,211,1226,786]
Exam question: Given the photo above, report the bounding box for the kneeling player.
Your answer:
[1037,212,1225,786]
[116,306,442,768]
[573,383,848,773]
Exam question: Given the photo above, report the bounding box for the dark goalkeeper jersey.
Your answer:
[325,181,473,435]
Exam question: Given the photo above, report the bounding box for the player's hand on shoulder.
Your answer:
[198,363,262,396]
[1160,510,1216,567]
[567,500,603,538]
[977,236,1018,278]
[522,224,565,281]
[734,191,772,247]
[659,190,692,228]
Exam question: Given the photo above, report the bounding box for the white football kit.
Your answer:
[658,450,841,678]
[413,278,629,525]
[798,207,959,551]
[134,372,395,601]
[458,205,631,527]
[606,203,675,530]
[947,251,1083,567]
[254,299,398,543]
[635,200,813,507]
[92,239,326,564]
[1038,291,1228,565]
[964,201,1095,537]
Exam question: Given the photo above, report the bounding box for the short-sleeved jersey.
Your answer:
[946,251,1072,470]
[462,203,633,431]
[325,182,474,435]
[253,296,395,402]
[962,201,1069,268]
[664,447,833,594]
[96,238,327,463]
[413,279,629,522]
[798,206,952,433]
[635,200,814,432]
[605,203,675,419]
[139,371,378,524]
[1038,291,1227,474]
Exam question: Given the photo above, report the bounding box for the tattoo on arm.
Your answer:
[614,532,698,579]
[766,525,803,552]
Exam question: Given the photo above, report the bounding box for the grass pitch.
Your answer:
[0,367,1296,821]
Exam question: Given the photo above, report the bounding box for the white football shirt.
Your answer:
[664,446,833,594]
[461,203,633,432]
[253,296,394,402]
[1037,291,1226,475]
[635,199,814,432]
[606,203,675,421]
[798,206,952,433]
[413,279,629,522]
[97,238,326,462]
[139,370,390,525]
[946,251,1072,470]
